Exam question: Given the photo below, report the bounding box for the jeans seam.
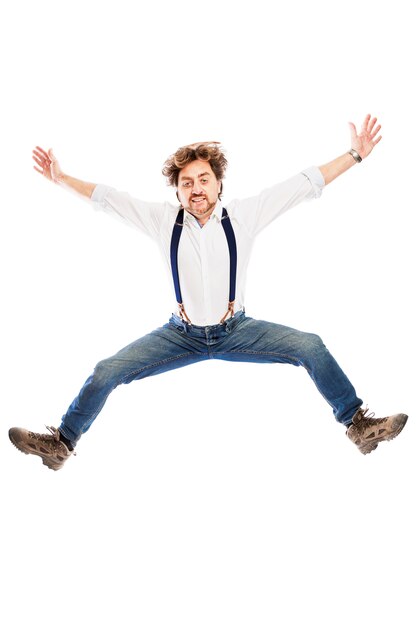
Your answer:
[64,350,201,439]
[118,351,199,383]
[219,349,301,365]
[214,348,339,414]
[221,349,355,422]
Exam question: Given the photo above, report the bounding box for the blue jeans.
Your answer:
[59,311,362,444]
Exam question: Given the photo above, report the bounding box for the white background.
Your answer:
[1,1,415,624]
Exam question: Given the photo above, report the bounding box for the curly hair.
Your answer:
[162,142,228,195]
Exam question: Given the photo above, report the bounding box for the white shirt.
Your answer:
[91,166,325,326]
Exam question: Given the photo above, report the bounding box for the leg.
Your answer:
[60,321,209,444]
[211,316,362,425]
[212,315,408,454]
[9,320,208,468]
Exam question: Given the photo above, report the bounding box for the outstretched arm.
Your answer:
[32,146,96,199]
[319,114,382,185]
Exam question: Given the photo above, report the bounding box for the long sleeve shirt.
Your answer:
[91,166,325,326]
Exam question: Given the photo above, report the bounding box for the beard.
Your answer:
[184,195,217,219]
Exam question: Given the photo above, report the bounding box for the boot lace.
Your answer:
[28,425,59,443]
[358,407,375,421]
[28,426,76,455]
[356,406,388,428]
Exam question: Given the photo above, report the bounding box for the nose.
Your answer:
[192,180,204,194]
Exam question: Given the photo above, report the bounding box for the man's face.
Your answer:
[177,159,221,221]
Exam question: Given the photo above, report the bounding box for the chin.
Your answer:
[191,200,214,212]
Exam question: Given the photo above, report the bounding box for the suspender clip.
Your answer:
[178,303,192,324]
[219,301,235,324]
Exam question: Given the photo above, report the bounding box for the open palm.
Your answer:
[349,114,382,159]
[32,146,62,182]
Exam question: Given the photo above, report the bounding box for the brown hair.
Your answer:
[162,142,228,196]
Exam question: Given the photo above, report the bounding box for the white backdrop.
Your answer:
[1,1,415,625]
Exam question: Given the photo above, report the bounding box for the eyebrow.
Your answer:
[180,172,212,181]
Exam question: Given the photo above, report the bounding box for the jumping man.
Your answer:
[9,115,408,470]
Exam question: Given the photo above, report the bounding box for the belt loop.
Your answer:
[224,312,234,332]
[181,317,190,333]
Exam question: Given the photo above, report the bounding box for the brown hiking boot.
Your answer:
[346,408,408,455]
[9,426,74,471]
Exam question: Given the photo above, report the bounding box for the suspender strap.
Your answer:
[220,207,237,323]
[170,208,184,305]
[170,208,191,323]
[170,207,237,324]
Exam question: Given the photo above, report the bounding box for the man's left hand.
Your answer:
[349,114,382,160]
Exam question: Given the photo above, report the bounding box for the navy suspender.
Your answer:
[170,208,237,324]
[170,208,186,318]
[220,207,237,323]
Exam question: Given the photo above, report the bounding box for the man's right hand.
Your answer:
[32,146,96,198]
[32,146,63,183]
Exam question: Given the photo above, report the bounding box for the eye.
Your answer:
[201,178,208,183]
[182,181,191,187]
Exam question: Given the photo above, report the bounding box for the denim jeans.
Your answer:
[59,311,362,444]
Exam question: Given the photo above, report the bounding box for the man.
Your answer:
[9,115,408,470]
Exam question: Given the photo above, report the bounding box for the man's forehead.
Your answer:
[178,159,214,179]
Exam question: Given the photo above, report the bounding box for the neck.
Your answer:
[197,211,214,227]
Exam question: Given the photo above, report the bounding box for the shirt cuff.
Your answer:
[91,184,114,204]
[301,166,325,198]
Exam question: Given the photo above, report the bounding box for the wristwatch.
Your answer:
[348,148,362,163]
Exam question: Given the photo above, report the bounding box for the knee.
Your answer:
[299,332,327,358]
[92,357,121,386]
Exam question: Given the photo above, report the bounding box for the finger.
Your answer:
[348,122,357,141]
[32,154,46,168]
[34,146,49,159]
[33,165,44,174]
[33,149,51,165]
[368,116,377,133]
[48,148,56,161]
[361,114,371,133]
[33,148,46,160]
[370,124,381,140]
[372,135,382,146]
